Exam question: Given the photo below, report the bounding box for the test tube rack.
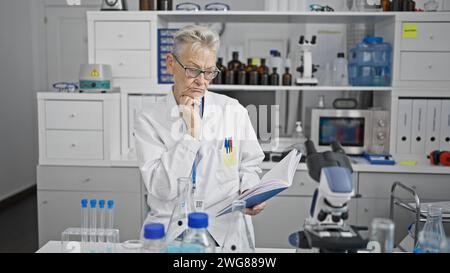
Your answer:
[61,227,120,253]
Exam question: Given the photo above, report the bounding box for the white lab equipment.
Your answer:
[142,223,167,253]
[166,177,195,251]
[221,200,255,253]
[296,36,318,86]
[332,53,349,86]
[292,121,306,143]
[182,212,216,253]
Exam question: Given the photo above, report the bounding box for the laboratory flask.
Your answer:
[182,212,216,253]
[221,200,255,253]
[414,205,446,253]
[166,177,195,249]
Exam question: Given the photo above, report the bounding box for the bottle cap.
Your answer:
[188,212,209,228]
[337,52,345,58]
[144,223,165,240]
[99,200,105,209]
[90,199,97,208]
[107,200,114,209]
[81,199,88,208]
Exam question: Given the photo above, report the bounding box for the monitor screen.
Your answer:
[319,117,365,147]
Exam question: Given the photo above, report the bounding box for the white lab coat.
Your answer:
[134,89,265,247]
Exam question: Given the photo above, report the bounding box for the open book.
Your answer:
[216,149,302,217]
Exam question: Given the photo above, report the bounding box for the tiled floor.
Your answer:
[0,191,38,253]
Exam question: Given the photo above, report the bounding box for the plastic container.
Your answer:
[348,36,391,86]
[181,212,216,253]
[142,223,167,253]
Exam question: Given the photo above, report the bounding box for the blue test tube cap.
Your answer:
[81,199,88,208]
[90,199,97,208]
[144,223,165,240]
[188,212,208,229]
[99,200,105,209]
[107,200,114,209]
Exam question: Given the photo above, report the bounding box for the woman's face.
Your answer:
[167,47,217,103]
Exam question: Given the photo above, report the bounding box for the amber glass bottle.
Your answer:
[282,67,292,86]
[248,59,259,85]
[270,67,280,86]
[257,58,269,85]
[213,58,226,85]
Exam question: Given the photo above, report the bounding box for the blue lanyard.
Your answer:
[192,97,204,191]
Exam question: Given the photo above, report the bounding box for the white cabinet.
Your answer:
[95,21,151,50]
[38,92,120,165]
[37,166,143,247]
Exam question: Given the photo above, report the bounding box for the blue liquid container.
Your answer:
[349,36,392,86]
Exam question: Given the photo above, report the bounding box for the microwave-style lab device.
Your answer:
[310,109,390,155]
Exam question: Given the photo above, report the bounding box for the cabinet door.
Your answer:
[253,196,311,249]
[37,191,142,247]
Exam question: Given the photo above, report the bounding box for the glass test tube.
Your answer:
[81,199,88,251]
[89,199,97,251]
[107,200,115,247]
[98,200,105,244]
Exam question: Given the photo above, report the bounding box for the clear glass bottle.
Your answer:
[221,200,255,253]
[369,218,395,253]
[166,177,195,251]
[333,52,349,86]
[414,205,446,253]
[182,212,216,253]
[292,121,306,143]
[142,223,167,253]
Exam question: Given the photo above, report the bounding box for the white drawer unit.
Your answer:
[400,52,450,81]
[358,172,450,200]
[45,100,103,130]
[46,130,104,160]
[95,21,151,50]
[95,50,151,78]
[38,92,120,166]
[37,166,141,194]
[401,22,450,52]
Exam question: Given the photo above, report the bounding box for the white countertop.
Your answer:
[36,241,296,253]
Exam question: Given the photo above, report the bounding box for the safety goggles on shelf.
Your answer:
[309,4,335,12]
[176,2,230,11]
[52,82,79,92]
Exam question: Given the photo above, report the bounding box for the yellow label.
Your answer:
[90,69,100,77]
[403,23,417,39]
[223,147,237,167]
[399,160,417,166]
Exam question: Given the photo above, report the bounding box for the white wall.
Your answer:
[0,0,38,201]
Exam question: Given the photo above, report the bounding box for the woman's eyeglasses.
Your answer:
[176,2,230,11]
[173,54,220,81]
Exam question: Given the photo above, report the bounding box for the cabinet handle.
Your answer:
[300,182,305,186]
[118,62,124,67]
[428,64,433,69]
[364,208,369,213]
[42,200,48,205]
[71,143,77,148]
[117,33,124,38]
[82,178,91,183]
[430,35,434,40]
[69,113,77,118]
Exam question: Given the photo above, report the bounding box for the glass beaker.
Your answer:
[369,218,395,253]
[221,200,255,253]
[166,177,195,250]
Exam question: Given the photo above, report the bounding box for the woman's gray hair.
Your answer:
[172,25,220,57]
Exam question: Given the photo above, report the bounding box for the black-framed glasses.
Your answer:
[173,54,220,81]
[175,2,230,11]
[310,4,335,12]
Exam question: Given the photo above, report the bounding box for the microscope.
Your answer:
[289,140,368,253]
[296,35,319,86]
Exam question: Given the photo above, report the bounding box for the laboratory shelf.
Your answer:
[208,84,392,92]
